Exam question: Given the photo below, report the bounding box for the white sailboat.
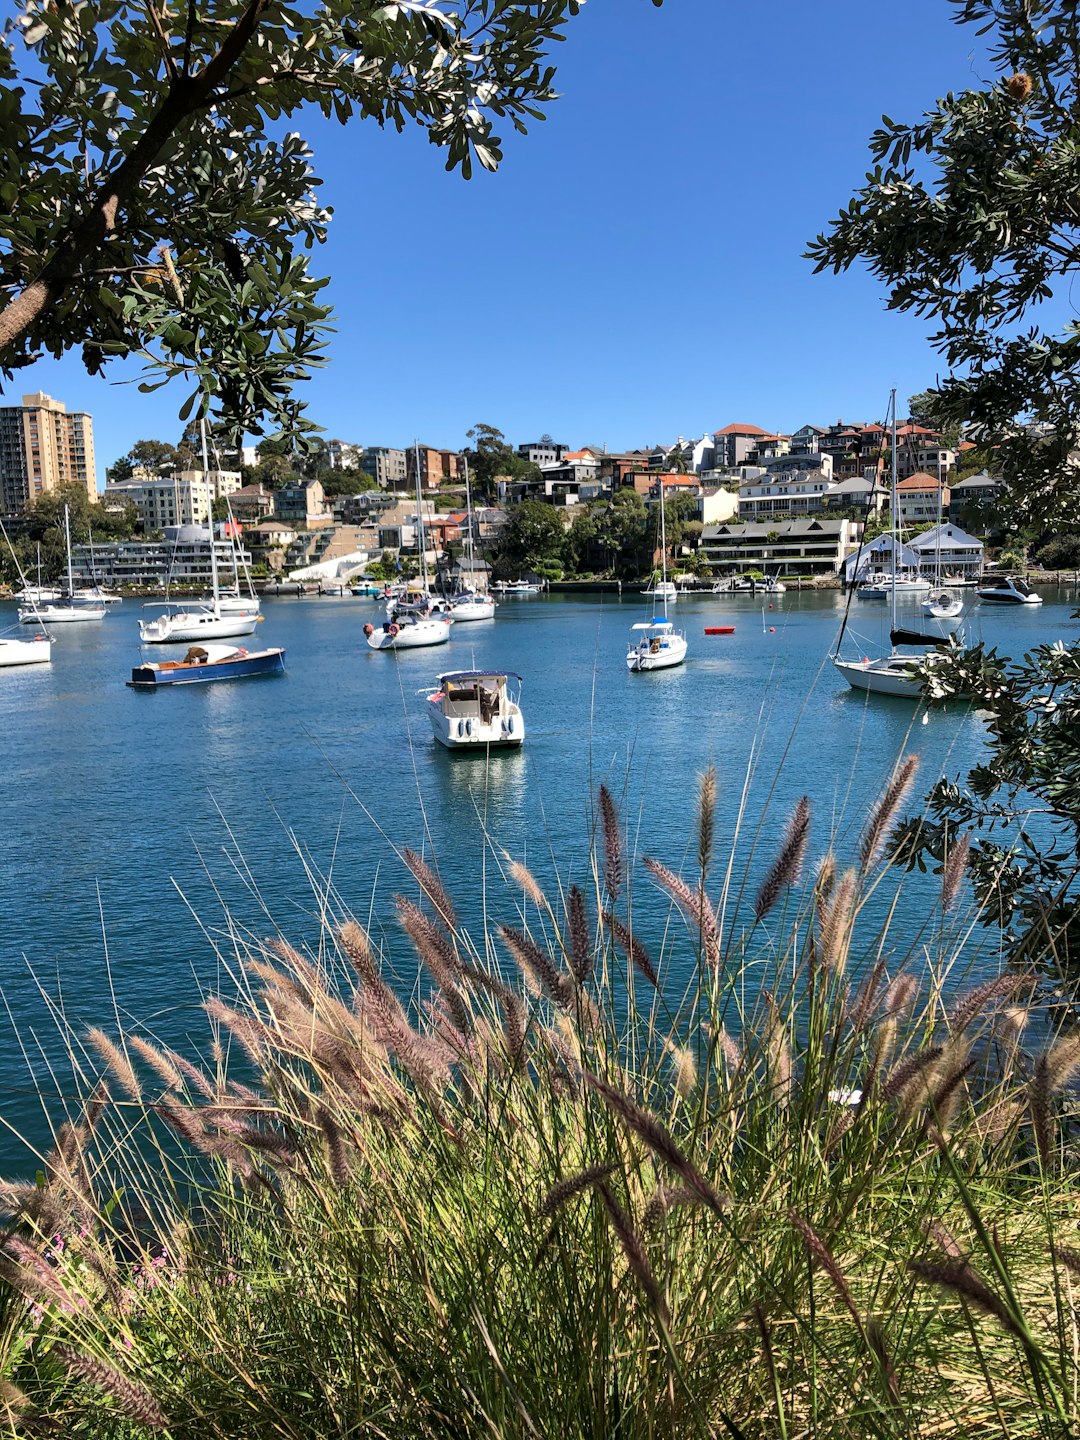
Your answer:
[450,459,496,621]
[15,545,61,605]
[921,490,964,620]
[18,506,105,624]
[627,487,687,672]
[834,393,951,698]
[366,445,451,650]
[1,520,52,666]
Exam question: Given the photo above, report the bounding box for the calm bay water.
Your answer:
[2,581,1077,1168]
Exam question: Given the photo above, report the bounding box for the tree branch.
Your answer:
[144,0,180,83]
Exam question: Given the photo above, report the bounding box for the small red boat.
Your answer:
[704,626,735,635]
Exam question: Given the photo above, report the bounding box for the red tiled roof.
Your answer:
[562,449,596,461]
[713,423,767,437]
[959,440,977,451]
[896,472,943,490]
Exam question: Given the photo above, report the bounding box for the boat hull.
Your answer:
[450,597,496,621]
[366,619,451,650]
[627,635,688,671]
[0,636,52,667]
[128,646,285,687]
[19,604,105,624]
[426,674,524,748]
[834,656,924,698]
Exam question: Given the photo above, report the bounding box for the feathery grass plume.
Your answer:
[926,1055,978,1133]
[53,1344,168,1429]
[127,1034,184,1092]
[866,1318,901,1406]
[0,1381,26,1428]
[596,1181,670,1327]
[977,1097,1023,1147]
[506,855,547,909]
[396,896,471,1036]
[583,1071,727,1216]
[818,868,856,978]
[598,783,623,901]
[664,1037,697,1099]
[206,1115,297,1168]
[1028,1032,1080,1168]
[86,1027,142,1102]
[754,795,810,921]
[927,1221,965,1260]
[859,755,920,874]
[500,924,574,1008]
[539,1164,620,1218]
[3,1237,87,1314]
[643,857,721,970]
[642,1184,709,1227]
[883,973,918,1017]
[717,1026,743,1076]
[0,1182,44,1219]
[163,1047,215,1098]
[764,995,792,1108]
[338,918,379,986]
[907,1259,1024,1339]
[881,1046,944,1103]
[823,1107,855,1159]
[941,832,971,912]
[815,852,837,910]
[402,846,458,930]
[266,936,325,997]
[566,885,592,984]
[789,1210,864,1334]
[948,974,1026,1033]
[1052,1246,1080,1278]
[847,958,887,1034]
[698,763,717,877]
[603,911,658,988]
[203,998,271,1069]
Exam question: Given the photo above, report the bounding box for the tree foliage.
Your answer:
[808,0,1080,527]
[0,0,585,441]
[462,423,540,499]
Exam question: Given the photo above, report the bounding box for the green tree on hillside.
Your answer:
[812,0,1080,980]
[0,1,587,442]
[493,499,565,578]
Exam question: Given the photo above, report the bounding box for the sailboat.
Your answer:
[15,544,61,605]
[366,445,451,650]
[128,421,285,686]
[450,459,495,621]
[627,485,688,672]
[921,486,964,620]
[1,520,52,666]
[834,392,954,698]
[138,441,261,642]
[18,506,105,624]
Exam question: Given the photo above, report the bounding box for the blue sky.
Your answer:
[5,0,988,479]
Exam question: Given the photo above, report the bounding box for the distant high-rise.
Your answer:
[0,391,97,512]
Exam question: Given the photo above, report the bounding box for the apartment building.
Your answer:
[0,392,97,511]
[406,444,462,488]
[105,468,242,530]
[361,446,408,489]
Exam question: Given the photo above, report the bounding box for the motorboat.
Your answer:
[922,586,964,620]
[128,642,285,687]
[350,578,384,597]
[365,612,452,651]
[642,578,678,604]
[425,670,524,749]
[492,580,542,595]
[67,585,123,605]
[626,618,688,672]
[976,574,1043,604]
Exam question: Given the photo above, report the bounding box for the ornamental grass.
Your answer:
[1,766,1079,1438]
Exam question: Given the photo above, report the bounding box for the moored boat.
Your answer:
[425,670,524,749]
[127,642,285,687]
[976,574,1043,604]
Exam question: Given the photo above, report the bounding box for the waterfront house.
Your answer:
[823,475,889,516]
[895,472,950,527]
[840,534,921,586]
[948,471,1003,534]
[68,525,253,590]
[908,523,984,578]
[700,517,862,578]
[737,465,833,520]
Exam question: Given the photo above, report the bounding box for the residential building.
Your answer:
[748,433,792,462]
[65,526,252,589]
[908,523,984,578]
[840,535,922,586]
[737,467,833,519]
[895,472,949,527]
[700,517,863,578]
[896,441,955,482]
[407,444,462,489]
[517,440,568,467]
[699,487,739,525]
[0,391,97,511]
[326,440,362,470]
[104,467,241,531]
[790,424,826,455]
[361,446,409,490]
[228,484,275,523]
[274,478,332,528]
[713,423,768,468]
[823,475,889,517]
[948,471,1003,533]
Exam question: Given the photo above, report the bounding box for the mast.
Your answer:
[889,388,898,637]
[659,481,669,619]
[414,441,428,591]
[64,504,74,601]
[201,419,221,612]
[464,455,474,586]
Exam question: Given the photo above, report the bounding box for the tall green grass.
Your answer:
[2,767,1079,1438]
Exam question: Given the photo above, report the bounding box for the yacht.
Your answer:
[424,671,524,749]
[976,574,1043,604]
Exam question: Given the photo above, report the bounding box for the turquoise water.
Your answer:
[1,583,1077,1168]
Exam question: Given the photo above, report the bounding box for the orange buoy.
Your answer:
[363,623,374,636]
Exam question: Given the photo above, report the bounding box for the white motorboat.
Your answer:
[18,508,105,625]
[627,618,688,672]
[856,572,931,598]
[922,586,964,620]
[425,670,524,749]
[364,613,451,650]
[976,574,1043,604]
[492,580,542,595]
[642,578,678,604]
[68,585,123,605]
[16,585,61,605]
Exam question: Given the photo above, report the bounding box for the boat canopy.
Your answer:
[890,627,960,648]
[631,620,674,631]
[436,670,521,684]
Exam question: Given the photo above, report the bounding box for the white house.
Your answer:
[907,523,984,579]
